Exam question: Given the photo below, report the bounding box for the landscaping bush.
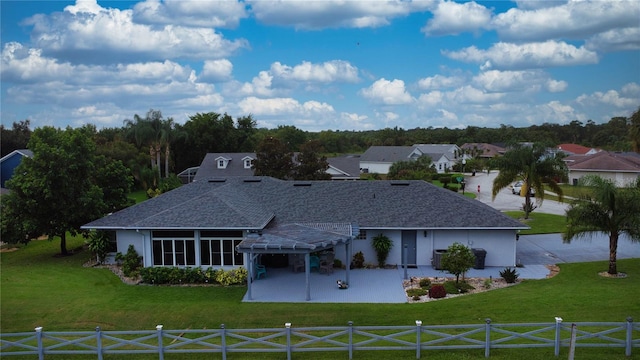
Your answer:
[140,267,246,286]
[351,251,365,268]
[500,267,519,283]
[429,284,447,299]
[333,258,343,268]
[419,278,431,289]
[406,288,427,297]
[115,245,142,278]
[443,280,475,294]
[372,234,393,267]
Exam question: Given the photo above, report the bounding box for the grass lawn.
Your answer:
[504,211,567,235]
[1,233,639,359]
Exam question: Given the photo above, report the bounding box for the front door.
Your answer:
[401,230,417,267]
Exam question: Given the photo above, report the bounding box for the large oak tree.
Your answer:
[1,126,132,255]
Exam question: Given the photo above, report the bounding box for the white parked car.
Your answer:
[512,181,535,196]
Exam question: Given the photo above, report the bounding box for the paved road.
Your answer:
[462,171,640,265]
[463,171,569,215]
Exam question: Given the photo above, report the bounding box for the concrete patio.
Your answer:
[242,232,640,303]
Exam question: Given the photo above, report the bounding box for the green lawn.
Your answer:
[1,231,638,359]
[504,211,567,235]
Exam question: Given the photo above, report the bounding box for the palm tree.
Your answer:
[491,143,566,219]
[563,176,640,275]
[124,109,164,179]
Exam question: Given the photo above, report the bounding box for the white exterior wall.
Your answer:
[569,170,639,187]
[116,230,150,265]
[360,162,393,175]
[334,229,517,268]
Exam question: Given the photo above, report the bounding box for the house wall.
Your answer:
[569,170,640,187]
[334,228,517,268]
[360,162,393,174]
[1,153,23,188]
[116,230,148,265]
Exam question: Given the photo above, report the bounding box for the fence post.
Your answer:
[348,321,354,360]
[156,325,164,360]
[626,317,633,357]
[96,327,103,360]
[285,323,292,360]
[221,324,227,360]
[35,327,44,360]
[484,319,491,358]
[415,320,422,359]
[554,317,563,357]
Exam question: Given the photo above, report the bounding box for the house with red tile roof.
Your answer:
[566,151,640,187]
[557,143,600,156]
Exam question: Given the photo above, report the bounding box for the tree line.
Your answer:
[2,108,639,190]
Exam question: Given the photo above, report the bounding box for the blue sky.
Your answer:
[1,0,639,132]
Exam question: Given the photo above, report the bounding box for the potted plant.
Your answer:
[372,234,393,268]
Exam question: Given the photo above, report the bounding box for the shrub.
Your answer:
[115,245,142,278]
[140,267,247,286]
[333,258,343,268]
[429,284,447,299]
[443,280,474,294]
[372,234,393,267]
[500,267,519,283]
[86,230,111,263]
[419,278,431,289]
[483,278,492,289]
[352,251,365,268]
[441,242,475,283]
[406,288,428,297]
[407,289,426,298]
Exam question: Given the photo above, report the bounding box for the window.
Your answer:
[244,159,253,169]
[200,231,244,266]
[356,230,367,240]
[151,231,195,266]
[217,159,226,169]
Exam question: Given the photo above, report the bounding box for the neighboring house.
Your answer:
[83,176,526,271]
[461,143,506,158]
[359,144,461,174]
[192,153,256,182]
[565,151,640,187]
[0,149,33,191]
[188,153,360,182]
[557,143,600,156]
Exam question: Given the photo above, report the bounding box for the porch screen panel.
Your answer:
[175,241,185,266]
[163,240,173,266]
[200,231,243,267]
[152,241,163,265]
[234,240,243,265]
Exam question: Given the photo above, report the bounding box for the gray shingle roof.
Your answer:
[359,146,415,162]
[193,153,255,181]
[84,177,526,230]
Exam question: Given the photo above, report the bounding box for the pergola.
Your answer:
[236,222,357,301]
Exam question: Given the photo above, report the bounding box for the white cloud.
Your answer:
[448,85,505,104]
[422,1,492,36]
[576,88,639,109]
[200,59,233,82]
[444,41,598,70]
[585,27,640,52]
[491,0,640,42]
[417,74,465,90]
[133,0,248,28]
[237,96,335,116]
[416,91,444,108]
[270,60,359,84]
[472,69,566,93]
[546,79,567,93]
[24,1,248,64]
[360,78,413,105]
[248,0,433,30]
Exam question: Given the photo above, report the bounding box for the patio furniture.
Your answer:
[254,262,266,279]
[310,255,320,272]
[292,259,305,272]
[319,253,335,275]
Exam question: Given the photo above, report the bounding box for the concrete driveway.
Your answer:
[463,171,640,265]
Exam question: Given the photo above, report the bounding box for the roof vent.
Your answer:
[293,182,312,187]
[390,182,410,186]
[208,178,227,183]
[243,179,262,183]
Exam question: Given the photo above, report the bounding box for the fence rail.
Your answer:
[1,318,637,359]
